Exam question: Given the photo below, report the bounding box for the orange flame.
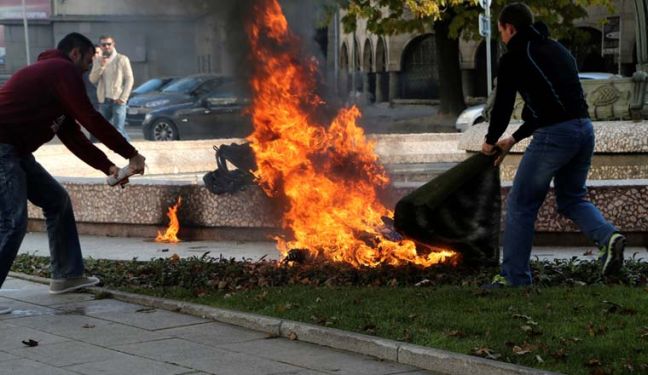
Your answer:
[246,0,457,267]
[155,196,182,243]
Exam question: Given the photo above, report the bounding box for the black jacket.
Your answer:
[485,22,589,145]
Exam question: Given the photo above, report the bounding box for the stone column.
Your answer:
[375,73,384,103]
[630,0,648,117]
[388,71,400,102]
[362,72,371,101]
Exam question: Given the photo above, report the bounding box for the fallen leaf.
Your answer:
[287,331,298,341]
[512,343,536,355]
[21,339,38,347]
[447,330,466,338]
[637,327,648,341]
[398,329,413,342]
[586,358,602,367]
[552,348,568,360]
[82,324,95,329]
[472,347,501,360]
[535,355,544,363]
[512,346,530,355]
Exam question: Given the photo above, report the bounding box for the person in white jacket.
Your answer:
[89,35,134,140]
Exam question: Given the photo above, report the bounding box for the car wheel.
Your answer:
[150,119,179,141]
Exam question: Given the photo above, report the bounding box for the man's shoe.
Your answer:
[481,274,510,289]
[599,232,625,276]
[49,276,100,295]
[0,306,11,315]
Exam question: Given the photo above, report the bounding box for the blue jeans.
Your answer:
[0,144,84,288]
[99,100,129,141]
[501,118,617,286]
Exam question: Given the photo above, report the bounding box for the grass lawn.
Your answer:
[12,254,648,374]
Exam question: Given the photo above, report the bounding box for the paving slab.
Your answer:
[0,296,58,321]
[1,277,435,374]
[18,232,279,262]
[0,350,20,362]
[219,337,417,375]
[0,358,79,375]
[53,299,208,330]
[0,286,96,307]
[7,340,124,368]
[0,321,71,351]
[64,354,192,375]
[157,321,268,347]
[18,232,648,264]
[113,338,316,375]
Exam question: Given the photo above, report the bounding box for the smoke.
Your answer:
[221,0,337,105]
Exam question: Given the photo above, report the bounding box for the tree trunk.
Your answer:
[434,18,466,116]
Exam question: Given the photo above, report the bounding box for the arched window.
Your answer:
[401,34,439,99]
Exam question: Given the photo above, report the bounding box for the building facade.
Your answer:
[335,1,638,103]
[0,0,234,85]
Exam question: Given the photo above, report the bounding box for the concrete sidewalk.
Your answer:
[17,232,648,263]
[0,277,434,375]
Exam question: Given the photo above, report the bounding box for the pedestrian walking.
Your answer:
[481,3,625,287]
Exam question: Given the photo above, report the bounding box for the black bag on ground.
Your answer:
[394,153,501,266]
[203,143,257,195]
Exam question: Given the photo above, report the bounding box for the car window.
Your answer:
[193,79,225,97]
[132,79,163,95]
[162,77,205,94]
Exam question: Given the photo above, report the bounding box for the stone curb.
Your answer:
[9,272,562,375]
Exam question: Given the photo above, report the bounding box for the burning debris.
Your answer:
[244,0,458,268]
[203,143,257,195]
[155,196,182,243]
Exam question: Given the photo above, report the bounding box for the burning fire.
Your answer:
[155,196,182,243]
[245,0,457,268]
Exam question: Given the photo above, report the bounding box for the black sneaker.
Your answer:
[599,232,625,276]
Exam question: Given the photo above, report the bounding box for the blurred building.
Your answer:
[0,0,233,85]
[333,0,638,102]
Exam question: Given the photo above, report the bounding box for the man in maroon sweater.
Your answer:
[0,33,146,314]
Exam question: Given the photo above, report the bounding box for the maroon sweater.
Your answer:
[0,49,137,174]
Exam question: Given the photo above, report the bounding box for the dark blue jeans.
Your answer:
[0,144,84,288]
[99,100,129,141]
[501,118,617,286]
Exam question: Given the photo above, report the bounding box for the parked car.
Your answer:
[455,72,623,132]
[142,81,251,141]
[130,76,178,98]
[126,74,226,126]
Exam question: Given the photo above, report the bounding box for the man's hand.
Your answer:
[115,99,126,105]
[494,136,516,167]
[99,57,108,67]
[108,165,128,187]
[128,153,146,175]
[481,142,497,156]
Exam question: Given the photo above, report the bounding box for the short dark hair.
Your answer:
[99,35,114,42]
[499,2,534,30]
[57,32,94,55]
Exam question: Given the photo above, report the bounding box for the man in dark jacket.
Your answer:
[481,3,624,286]
[0,33,146,314]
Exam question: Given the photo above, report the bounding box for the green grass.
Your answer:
[11,254,648,374]
[122,285,648,375]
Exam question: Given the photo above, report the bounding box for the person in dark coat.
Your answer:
[481,3,624,287]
